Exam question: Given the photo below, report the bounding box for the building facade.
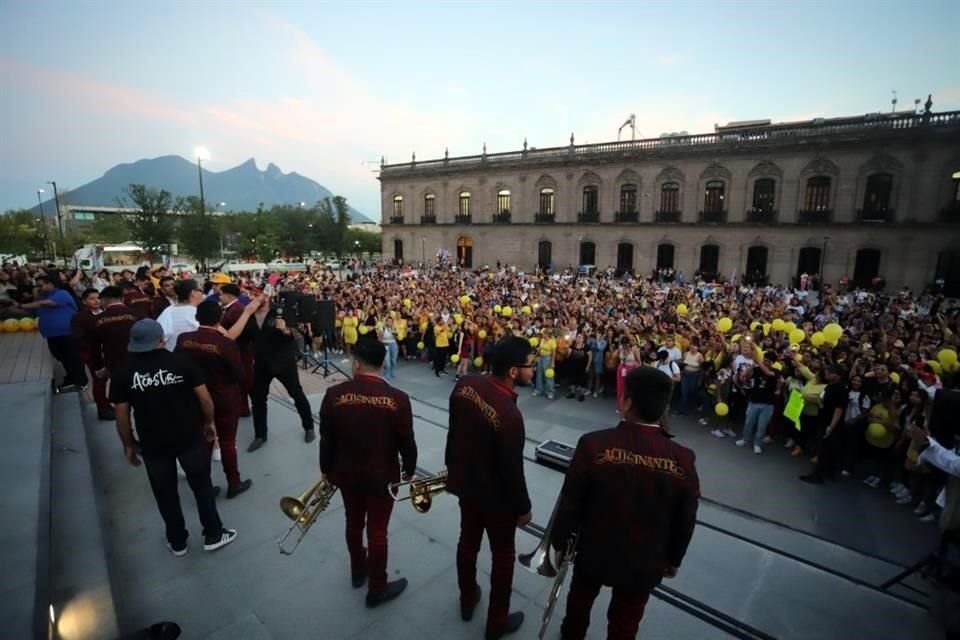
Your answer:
[379,107,960,293]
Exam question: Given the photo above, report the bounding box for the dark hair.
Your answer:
[80,288,99,301]
[175,279,198,302]
[353,338,386,368]
[221,284,241,297]
[195,300,223,326]
[159,276,175,287]
[36,275,56,286]
[100,286,122,301]
[625,366,674,422]
[490,336,535,377]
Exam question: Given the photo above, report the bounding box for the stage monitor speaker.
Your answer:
[314,300,336,332]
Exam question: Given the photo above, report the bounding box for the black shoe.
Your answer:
[566,392,575,399]
[351,568,368,589]
[486,611,524,639]
[799,474,824,485]
[577,394,585,402]
[212,486,222,498]
[98,408,116,421]
[57,383,82,393]
[365,578,408,608]
[203,528,237,552]
[304,429,316,443]
[247,437,266,452]
[239,409,251,418]
[461,584,482,621]
[226,479,252,499]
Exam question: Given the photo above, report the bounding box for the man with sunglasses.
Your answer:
[445,336,535,639]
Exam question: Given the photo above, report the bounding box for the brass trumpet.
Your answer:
[278,477,338,555]
[389,470,448,513]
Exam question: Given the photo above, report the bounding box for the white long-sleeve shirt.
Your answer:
[156,304,198,352]
[919,437,960,509]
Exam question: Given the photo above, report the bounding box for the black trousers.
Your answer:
[142,437,223,546]
[47,335,88,387]
[433,346,448,373]
[251,358,314,438]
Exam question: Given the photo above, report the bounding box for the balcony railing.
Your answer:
[655,210,681,223]
[699,210,727,223]
[493,211,512,224]
[615,210,639,222]
[797,209,833,224]
[389,215,405,225]
[534,212,555,223]
[746,208,777,223]
[420,215,437,224]
[577,211,600,223]
[940,206,960,222]
[455,214,472,225]
[856,208,893,223]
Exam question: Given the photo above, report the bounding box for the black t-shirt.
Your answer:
[749,368,777,404]
[863,377,896,406]
[822,382,848,421]
[109,349,207,455]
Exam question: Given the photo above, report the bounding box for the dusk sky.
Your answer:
[1,0,958,220]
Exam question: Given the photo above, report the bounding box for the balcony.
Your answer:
[389,215,405,225]
[655,210,681,223]
[455,214,472,225]
[420,215,437,224]
[746,208,777,223]
[614,210,639,223]
[856,208,894,223]
[534,212,556,223]
[699,210,727,223]
[577,211,600,223]
[940,206,960,222]
[493,211,512,224]
[797,209,833,224]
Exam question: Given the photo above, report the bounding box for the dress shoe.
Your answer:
[226,479,253,499]
[98,408,116,421]
[485,611,524,639]
[351,568,368,589]
[461,585,482,621]
[365,578,408,608]
[247,437,266,452]
[304,429,316,443]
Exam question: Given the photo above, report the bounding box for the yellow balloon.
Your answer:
[890,372,900,384]
[502,306,512,317]
[403,298,412,307]
[359,325,369,335]
[772,362,783,371]
[762,323,771,336]
[460,295,471,305]
[494,305,502,314]
[529,337,540,348]
[677,303,688,316]
[545,368,555,379]
[750,321,761,331]
[717,317,732,333]
[417,341,425,350]
[454,313,463,325]
[3,318,21,333]
[810,332,825,347]
[927,360,942,375]
[478,329,487,340]
[731,333,741,343]
[771,319,785,332]
[451,354,460,363]
[938,349,958,366]
[784,321,796,334]
[474,357,484,368]
[946,361,959,373]
[865,422,894,448]
[19,317,36,331]
[823,323,843,342]
[789,329,805,345]
[714,402,729,417]
[521,305,532,315]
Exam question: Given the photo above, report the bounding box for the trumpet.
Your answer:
[278,477,338,555]
[519,496,578,640]
[389,470,448,513]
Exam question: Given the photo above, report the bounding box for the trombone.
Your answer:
[519,496,578,640]
[389,469,448,513]
[278,477,338,555]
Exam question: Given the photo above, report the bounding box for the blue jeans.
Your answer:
[742,402,774,447]
[535,355,554,395]
[383,341,398,379]
[680,371,699,414]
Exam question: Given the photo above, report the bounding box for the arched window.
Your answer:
[699,244,719,278]
[620,184,638,214]
[616,243,634,272]
[538,241,552,270]
[862,173,893,220]
[935,250,960,297]
[660,182,679,213]
[392,195,403,218]
[579,241,596,266]
[704,181,725,213]
[752,179,776,213]
[853,249,882,288]
[497,189,511,214]
[656,243,675,269]
[456,236,473,268]
[459,191,471,217]
[393,239,403,261]
[745,246,768,285]
[796,247,822,281]
[539,188,555,216]
[582,186,599,215]
[423,193,435,217]
[804,177,831,211]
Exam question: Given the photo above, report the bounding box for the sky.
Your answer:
[1,0,958,220]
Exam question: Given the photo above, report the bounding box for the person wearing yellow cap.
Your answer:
[206,273,232,305]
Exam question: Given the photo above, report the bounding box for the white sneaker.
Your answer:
[753,445,763,455]
[592,392,598,399]
[889,482,906,494]
[913,504,929,516]
[203,528,237,552]
[784,439,796,449]
[895,494,913,505]
[863,476,880,488]
[735,439,747,447]
[840,470,852,478]
[711,429,725,439]
[532,391,541,397]
[894,487,911,499]
[722,428,737,438]
[920,513,936,523]
[547,394,554,400]
[698,418,708,426]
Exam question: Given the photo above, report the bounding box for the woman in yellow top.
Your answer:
[342,313,359,355]
[534,327,557,399]
[395,314,408,359]
[432,319,450,376]
[791,354,827,458]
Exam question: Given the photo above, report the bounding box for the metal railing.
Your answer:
[615,210,639,222]
[420,215,436,224]
[856,208,893,223]
[493,211,512,224]
[655,210,681,223]
[577,211,600,223]
[454,214,472,225]
[797,209,833,224]
[699,210,727,223]
[746,208,777,223]
[388,216,405,225]
[534,212,555,223]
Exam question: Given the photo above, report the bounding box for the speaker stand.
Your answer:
[311,344,351,380]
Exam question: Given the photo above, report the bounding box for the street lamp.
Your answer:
[46,181,63,262]
[194,147,210,215]
[37,189,48,261]
[821,236,830,294]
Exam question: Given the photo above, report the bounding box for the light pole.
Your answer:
[194,147,210,269]
[821,236,830,293]
[37,189,48,261]
[46,181,63,262]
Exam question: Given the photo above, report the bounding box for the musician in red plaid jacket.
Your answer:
[319,339,417,608]
[550,366,700,640]
[445,336,536,640]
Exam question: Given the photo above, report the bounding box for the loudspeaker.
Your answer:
[313,300,336,332]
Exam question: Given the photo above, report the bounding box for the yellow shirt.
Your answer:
[539,338,557,357]
[396,318,408,341]
[435,326,449,348]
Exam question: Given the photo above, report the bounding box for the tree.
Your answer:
[121,184,176,258]
[176,196,221,266]
[345,227,381,255]
[0,209,47,257]
[86,214,130,244]
[317,196,351,257]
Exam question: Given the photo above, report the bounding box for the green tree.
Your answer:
[86,214,130,244]
[121,184,176,258]
[176,196,221,266]
[0,209,47,257]
[317,196,351,257]
[345,227,381,255]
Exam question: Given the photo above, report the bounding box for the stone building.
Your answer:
[379,105,960,293]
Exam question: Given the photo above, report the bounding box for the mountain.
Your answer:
[32,155,375,223]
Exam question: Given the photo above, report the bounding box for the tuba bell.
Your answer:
[278,477,338,555]
[389,470,448,513]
